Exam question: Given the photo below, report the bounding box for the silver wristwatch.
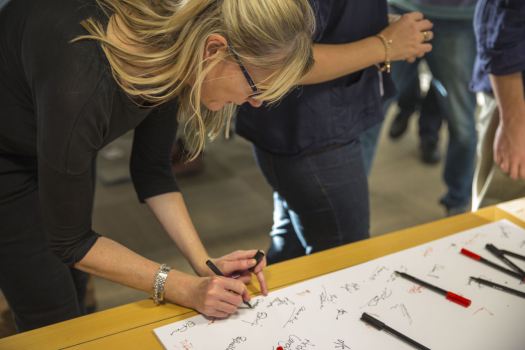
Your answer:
[153,263,171,305]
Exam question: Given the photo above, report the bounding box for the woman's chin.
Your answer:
[203,100,224,112]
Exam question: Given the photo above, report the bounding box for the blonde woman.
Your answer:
[0,0,314,331]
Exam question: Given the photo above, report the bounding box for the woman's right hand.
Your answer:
[166,271,250,318]
[380,11,434,63]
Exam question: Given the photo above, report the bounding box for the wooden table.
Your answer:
[0,204,523,350]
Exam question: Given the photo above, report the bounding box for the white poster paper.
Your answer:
[154,220,525,350]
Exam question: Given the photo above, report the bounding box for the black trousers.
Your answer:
[254,140,370,264]
[0,155,88,332]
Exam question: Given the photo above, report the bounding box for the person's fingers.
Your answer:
[236,272,252,284]
[406,56,417,63]
[421,30,434,42]
[509,160,519,180]
[406,11,424,21]
[499,158,510,174]
[214,300,239,315]
[416,19,433,31]
[220,258,257,275]
[256,270,268,296]
[494,148,501,165]
[420,43,432,53]
[222,277,248,297]
[518,163,525,180]
[222,250,258,260]
[208,310,229,319]
[251,256,267,274]
[241,286,251,303]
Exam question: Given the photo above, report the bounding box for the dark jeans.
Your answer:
[254,140,370,264]
[396,66,445,145]
[0,155,88,332]
[361,12,477,210]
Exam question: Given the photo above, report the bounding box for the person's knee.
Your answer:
[449,119,477,151]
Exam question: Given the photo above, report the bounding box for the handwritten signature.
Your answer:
[170,321,196,336]
[283,306,307,328]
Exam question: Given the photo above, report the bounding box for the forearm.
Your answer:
[490,72,525,121]
[300,38,384,85]
[75,236,160,293]
[76,237,202,307]
[145,192,210,276]
[299,12,434,85]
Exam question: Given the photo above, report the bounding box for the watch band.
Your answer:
[153,263,171,305]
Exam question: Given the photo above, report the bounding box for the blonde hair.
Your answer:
[75,0,315,159]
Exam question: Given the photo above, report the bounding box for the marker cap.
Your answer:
[446,292,471,307]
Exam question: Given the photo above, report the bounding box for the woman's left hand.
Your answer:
[211,250,268,296]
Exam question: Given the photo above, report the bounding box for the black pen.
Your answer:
[500,249,525,261]
[470,277,525,299]
[395,271,471,307]
[205,259,253,308]
[360,312,431,350]
[460,248,525,281]
[485,244,525,277]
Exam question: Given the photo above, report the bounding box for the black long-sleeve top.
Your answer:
[0,0,179,265]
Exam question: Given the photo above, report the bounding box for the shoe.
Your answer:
[389,109,413,139]
[446,205,469,217]
[420,140,440,164]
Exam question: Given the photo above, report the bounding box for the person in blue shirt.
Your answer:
[362,0,478,215]
[236,0,434,264]
[470,0,525,209]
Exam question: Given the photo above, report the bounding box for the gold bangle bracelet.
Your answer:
[375,33,393,73]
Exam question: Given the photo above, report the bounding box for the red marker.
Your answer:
[276,347,284,350]
[395,271,471,307]
[460,248,525,281]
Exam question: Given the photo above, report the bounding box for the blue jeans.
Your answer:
[361,16,477,210]
[395,65,445,145]
[254,140,370,264]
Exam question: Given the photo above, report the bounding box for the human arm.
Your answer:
[474,0,525,178]
[300,12,433,85]
[129,102,268,294]
[490,73,525,179]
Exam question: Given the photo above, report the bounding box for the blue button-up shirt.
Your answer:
[471,0,525,94]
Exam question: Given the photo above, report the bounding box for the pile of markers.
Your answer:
[360,243,525,350]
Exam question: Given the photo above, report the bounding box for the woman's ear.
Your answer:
[203,34,228,59]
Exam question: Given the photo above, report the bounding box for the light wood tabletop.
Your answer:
[0,203,523,350]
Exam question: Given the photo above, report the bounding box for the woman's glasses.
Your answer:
[227,43,262,97]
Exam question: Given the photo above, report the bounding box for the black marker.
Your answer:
[395,271,471,307]
[205,259,253,309]
[500,249,525,261]
[485,244,525,278]
[460,248,525,281]
[470,277,525,299]
[250,250,265,272]
[360,312,430,350]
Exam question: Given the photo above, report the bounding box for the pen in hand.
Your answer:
[206,259,253,309]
